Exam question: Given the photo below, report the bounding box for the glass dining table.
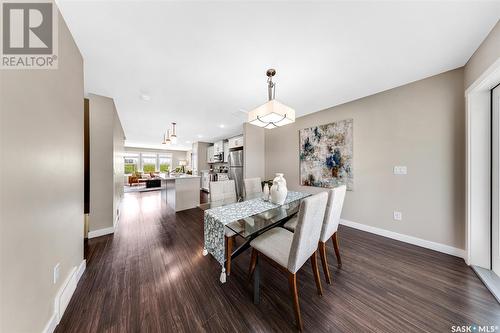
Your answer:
[199,191,311,304]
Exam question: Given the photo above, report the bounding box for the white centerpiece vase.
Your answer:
[270,173,287,205]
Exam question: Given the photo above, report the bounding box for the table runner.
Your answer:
[203,191,309,283]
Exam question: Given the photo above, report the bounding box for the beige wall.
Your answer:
[266,68,465,249]
[464,20,500,89]
[0,12,84,333]
[192,142,210,175]
[243,123,265,180]
[113,112,125,226]
[89,94,124,232]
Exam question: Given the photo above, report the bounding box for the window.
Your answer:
[124,154,139,174]
[124,152,173,174]
[142,154,157,173]
[159,154,172,173]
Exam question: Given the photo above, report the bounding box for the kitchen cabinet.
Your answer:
[214,140,224,154]
[165,176,201,212]
[223,140,229,162]
[228,135,243,149]
[207,145,214,163]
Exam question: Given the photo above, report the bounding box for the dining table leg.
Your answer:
[253,255,260,304]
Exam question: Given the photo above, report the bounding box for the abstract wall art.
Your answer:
[299,119,353,190]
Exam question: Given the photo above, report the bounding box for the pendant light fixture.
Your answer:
[162,129,171,145]
[248,69,295,129]
[170,122,177,144]
[161,123,179,145]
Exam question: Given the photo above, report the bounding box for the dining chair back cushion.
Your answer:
[287,192,328,273]
[320,185,347,243]
[244,177,262,196]
[210,180,236,202]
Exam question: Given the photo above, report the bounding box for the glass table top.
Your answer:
[225,200,302,238]
[199,192,309,239]
[198,192,263,210]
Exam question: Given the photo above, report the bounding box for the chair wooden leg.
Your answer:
[248,248,258,281]
[332,232,342,268]
[318,242,331,284]
[310,251,323,296]
[226,236,234,276]
[288,272,303,331]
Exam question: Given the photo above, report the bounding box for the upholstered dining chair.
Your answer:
[284,185,347,284]
[248,192,328,330]
[244,177,262,197]
[210,180,237,201]
[209,180,238,276]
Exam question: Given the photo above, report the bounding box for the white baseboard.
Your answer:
[88,226,114,239]
[340,219,466,259]
[43,314,58,333]
[76,260,86,284]
[42,259,86,333]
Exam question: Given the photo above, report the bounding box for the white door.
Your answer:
[492,84,500,275]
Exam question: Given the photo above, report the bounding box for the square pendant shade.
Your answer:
[248,99,295,128]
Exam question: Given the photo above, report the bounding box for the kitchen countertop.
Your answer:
[160,175,201,180]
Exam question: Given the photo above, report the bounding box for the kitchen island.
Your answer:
[162,175,201,212]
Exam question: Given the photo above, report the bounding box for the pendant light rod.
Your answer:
[267,68,276,101]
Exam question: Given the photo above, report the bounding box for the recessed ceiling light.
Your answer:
[219,124,225,128]
[140,93,151,101]
[186,140,191,144]
[197,134,203,138]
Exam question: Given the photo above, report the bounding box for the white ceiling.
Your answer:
[57,1,500,151]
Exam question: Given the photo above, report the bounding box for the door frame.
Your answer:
[466,58,500,268]
[492,84,500,274]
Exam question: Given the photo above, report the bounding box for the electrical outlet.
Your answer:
[53,263,60,285]
[393,166,407,175]
[393,211,402,221]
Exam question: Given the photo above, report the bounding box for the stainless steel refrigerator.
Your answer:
[228,149,244,198]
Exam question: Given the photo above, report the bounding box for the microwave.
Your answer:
[213,152,224,163]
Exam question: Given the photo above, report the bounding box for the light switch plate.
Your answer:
[393,166,407,175]
[393,211,403,221]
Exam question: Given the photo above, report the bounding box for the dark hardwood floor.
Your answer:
[56,190,500,332]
